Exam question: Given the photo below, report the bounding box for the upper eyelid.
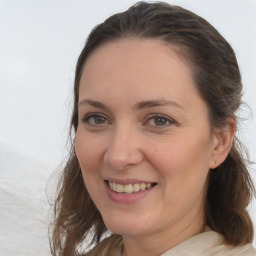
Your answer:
[145,114,180,129]
[80,112,177,126]
[146,113,176,122]
[147,113,172,118]
[81,112,110,121]
[80,113,111,126]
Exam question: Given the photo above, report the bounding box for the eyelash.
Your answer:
[82,113,110,126]
[81,113,176,129]
[144,114,176,128]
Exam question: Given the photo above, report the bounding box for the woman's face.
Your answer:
[75,39,217,240]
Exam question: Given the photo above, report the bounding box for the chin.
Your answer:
[102,213,153,237]
[107,224,145,237]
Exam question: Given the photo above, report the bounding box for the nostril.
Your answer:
[103,134,144,170]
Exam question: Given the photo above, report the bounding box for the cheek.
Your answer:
[147,132,212,183]
[74,131,108,202]
[75,130,105,171]
[148,136,211,216]
[75,130,106,203]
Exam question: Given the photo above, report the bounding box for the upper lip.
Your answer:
[105,178,156,185]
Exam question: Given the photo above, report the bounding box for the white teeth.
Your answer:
[133,183,140,192]
[124,184,133,193]
[140,183,146,190]
[116,184,124,193]
[109,181,155,194]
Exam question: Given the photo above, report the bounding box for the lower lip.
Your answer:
[105,182,156,204]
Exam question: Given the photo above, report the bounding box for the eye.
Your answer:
[145,114,175,128]
[82,113,110,126]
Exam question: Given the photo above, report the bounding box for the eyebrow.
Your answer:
[78,99,109,110]
[78,99,184,111]
[134,100,184,111]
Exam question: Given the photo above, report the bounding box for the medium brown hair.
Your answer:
[50,2,255,255]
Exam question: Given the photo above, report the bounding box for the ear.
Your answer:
[209,117,236,169]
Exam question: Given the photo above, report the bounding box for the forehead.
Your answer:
[82,38,190,74]
[81,39,193,87]
[79,38,205,113]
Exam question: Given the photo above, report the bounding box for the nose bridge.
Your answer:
[103,123,143,170]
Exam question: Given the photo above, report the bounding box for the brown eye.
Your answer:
[145,114,175,128]
[153,117,168,126]
[82,114,109,126]
[93,116,106,124]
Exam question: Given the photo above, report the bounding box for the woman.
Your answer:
[50,2,256,255]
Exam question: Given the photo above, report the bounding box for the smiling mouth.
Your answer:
[106,181,157,194]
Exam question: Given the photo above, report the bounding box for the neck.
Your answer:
[122,211,207,256]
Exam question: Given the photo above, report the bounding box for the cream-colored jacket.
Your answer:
[86,231,256,256]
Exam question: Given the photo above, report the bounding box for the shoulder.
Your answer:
[162,231,256,256]
[210,242,256,256]
[84,234,122,256]
[207,243,256,256]
[205,232,256,256]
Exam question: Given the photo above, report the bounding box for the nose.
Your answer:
[103,126,144,171]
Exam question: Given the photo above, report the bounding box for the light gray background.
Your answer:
[0,0,255,255]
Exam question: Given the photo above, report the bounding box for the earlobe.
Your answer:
[209,118,236,169]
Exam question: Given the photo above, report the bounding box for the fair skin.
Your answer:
[75,39,235,256]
